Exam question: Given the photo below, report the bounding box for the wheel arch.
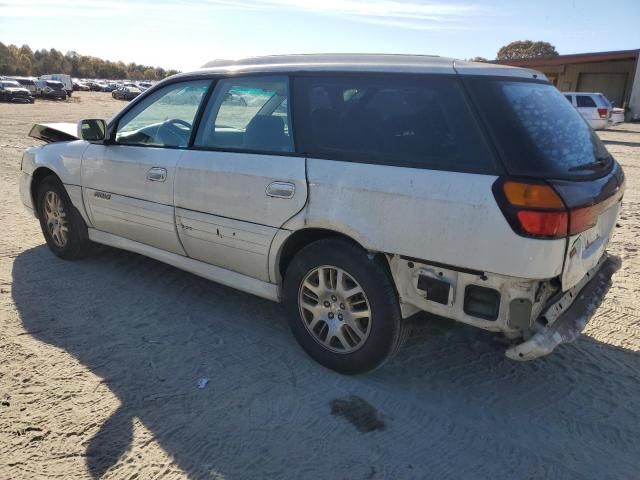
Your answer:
[275,228,364,281]
[274,228,400,290]
[30,167,60,216]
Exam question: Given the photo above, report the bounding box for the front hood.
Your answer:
[29,123,78,143]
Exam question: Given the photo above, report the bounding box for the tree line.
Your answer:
[0,42,180,80]
[469,40,559,63]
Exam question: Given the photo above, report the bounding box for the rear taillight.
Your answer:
[569,205,602,234]
[494,179,609,239]
[516,210,568,237]
[498,181,567,238]
[597,108,609,119]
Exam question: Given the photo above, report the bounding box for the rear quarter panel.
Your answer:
[288,159,567,280]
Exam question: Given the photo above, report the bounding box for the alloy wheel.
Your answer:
[298,265,372,354]
[43,190,68,248]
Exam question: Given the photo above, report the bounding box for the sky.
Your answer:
[1,0,639,71]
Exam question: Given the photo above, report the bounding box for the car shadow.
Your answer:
[11,246,640,479]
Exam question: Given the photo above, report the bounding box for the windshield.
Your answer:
[46,81,63,89]
[464,78,611,179]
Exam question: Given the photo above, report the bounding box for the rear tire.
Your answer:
[36,176,90,260]
[283,238,406,374]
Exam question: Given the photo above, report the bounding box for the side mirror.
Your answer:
[78,118,106,142]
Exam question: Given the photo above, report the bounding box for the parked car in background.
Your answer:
[137,82,153,92]
[610,108,625,125]
[85,81,101,92]
[36,80,67,100]
[13,77,38,95]
[73,80,90,91]
[19,55,624,373]
[112,84,141,100]
[0,79,34,103]
[40,74,73,97]
[564,92,611,130]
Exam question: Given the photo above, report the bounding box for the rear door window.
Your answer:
[464,78,611,179]
[576,95,597,108]
[194,76,294,153]
[293,74,498,174]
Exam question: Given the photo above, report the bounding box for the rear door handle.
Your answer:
[266,181,295,199]
[147,167,167,182]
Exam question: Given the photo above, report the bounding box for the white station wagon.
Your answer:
[19,54,624,373]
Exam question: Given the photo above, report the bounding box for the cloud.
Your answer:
[1,0,488,29]
[204,0,487,29]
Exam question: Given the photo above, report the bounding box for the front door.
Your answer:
[175,75,307,281]
[82,79,211,255]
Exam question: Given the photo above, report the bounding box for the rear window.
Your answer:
[293,74,498,174]
[597,94,612,108]
[576,95,597,108]
[464,78,611,179]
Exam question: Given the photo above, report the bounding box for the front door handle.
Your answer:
[147,167,167,182]
[266,181,295,199]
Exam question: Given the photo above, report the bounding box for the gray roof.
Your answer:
[195,53,545,80]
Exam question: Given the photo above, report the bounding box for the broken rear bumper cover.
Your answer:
[506,254,619,361]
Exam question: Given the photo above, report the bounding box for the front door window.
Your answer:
[115,80,210,148]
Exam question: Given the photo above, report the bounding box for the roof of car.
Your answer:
[188,54,545,80]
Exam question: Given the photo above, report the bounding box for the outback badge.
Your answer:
[94,191,111,200]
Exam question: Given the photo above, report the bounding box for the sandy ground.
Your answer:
[0,92,639,479]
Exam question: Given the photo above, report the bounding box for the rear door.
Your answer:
[83,79,211,254]
[175,75,307,281]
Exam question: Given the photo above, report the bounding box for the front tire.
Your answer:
[36,176,90,260]
[284,238,406,374]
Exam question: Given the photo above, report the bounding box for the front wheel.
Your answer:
[36,176,91,260]
[284,238,407,374]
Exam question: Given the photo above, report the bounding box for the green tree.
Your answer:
[0,42,15,75]
[0,42,180,79]
[497,41,559,61]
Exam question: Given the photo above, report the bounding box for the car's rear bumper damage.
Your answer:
[506,254,618,361]
[389,251,618,361]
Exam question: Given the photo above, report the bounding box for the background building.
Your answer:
[496,49,640,121]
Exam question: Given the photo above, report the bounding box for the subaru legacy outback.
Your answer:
[19,54,624,373]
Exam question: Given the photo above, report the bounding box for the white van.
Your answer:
[19,55,624,372]
[39,74,73,97]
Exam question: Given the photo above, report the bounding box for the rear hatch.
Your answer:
[463,76,624,290]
